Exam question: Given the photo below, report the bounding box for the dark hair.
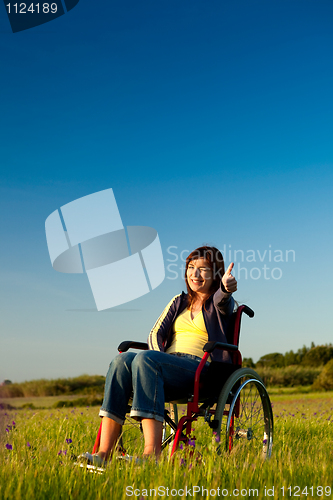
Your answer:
[184,246,225,309]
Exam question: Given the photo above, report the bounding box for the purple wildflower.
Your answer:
[6,444,13,450]
[188,439,196,447]
[27,442,31,447]
[58,450,67,456]
[66,439,72,444]
[263,439,267,445]
[179,443,184,450]
[215,434,220,443]
[180,458,185,466]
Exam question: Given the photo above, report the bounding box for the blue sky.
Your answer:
[1,0,332,382]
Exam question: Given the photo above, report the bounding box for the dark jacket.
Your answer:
[147,284,234,363]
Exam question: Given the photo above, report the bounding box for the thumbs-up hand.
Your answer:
[222,262,237,293]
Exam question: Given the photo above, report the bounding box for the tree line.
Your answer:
[243,342,333,369]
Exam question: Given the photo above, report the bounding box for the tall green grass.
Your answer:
[1,393,332,500]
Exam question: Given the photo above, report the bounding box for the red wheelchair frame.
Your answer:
[92,305,273,460]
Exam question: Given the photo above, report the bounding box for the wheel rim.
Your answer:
[225,378,273,459]
[118,416,143,456]
[214,368,273,460]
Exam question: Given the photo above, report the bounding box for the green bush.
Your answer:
[0,402,15,410]
[242,357,255,368]
[52,396,103,408]
[0,383,24,398]
[0,374,105,398]
[312,359,333,391]
[255,365,321,387]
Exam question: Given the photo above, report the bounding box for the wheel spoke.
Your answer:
[214,368,273,459]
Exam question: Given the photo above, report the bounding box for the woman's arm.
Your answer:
[147,294,182,351]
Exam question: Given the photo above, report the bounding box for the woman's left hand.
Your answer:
[222,262,237,293]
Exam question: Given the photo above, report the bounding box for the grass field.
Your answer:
[1,392,332,500]
[0,386,317,410]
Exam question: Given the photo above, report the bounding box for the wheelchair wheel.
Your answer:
[118,407,175,457]
[214,368,273,459]
[117,415,144,456]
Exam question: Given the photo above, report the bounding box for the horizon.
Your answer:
[3,338,332,385]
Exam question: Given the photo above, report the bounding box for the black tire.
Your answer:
[214,368,273,459]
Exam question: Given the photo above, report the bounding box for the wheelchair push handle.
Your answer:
[241,305,255,318]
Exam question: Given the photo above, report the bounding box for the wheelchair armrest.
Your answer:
[203,341,238,353]
[118,341,149,352]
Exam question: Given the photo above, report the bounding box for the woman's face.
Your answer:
[186,258,213,296]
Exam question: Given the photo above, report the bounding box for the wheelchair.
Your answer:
[92,305,273,461]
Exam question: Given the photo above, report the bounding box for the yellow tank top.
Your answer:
[166,308,209,360]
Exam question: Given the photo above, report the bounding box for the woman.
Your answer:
[79,246,237,466]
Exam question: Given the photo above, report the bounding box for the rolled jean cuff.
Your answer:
[99,409,124,426]
[130,409,164,423]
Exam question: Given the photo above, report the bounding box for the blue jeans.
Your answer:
[99,350,208,424]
